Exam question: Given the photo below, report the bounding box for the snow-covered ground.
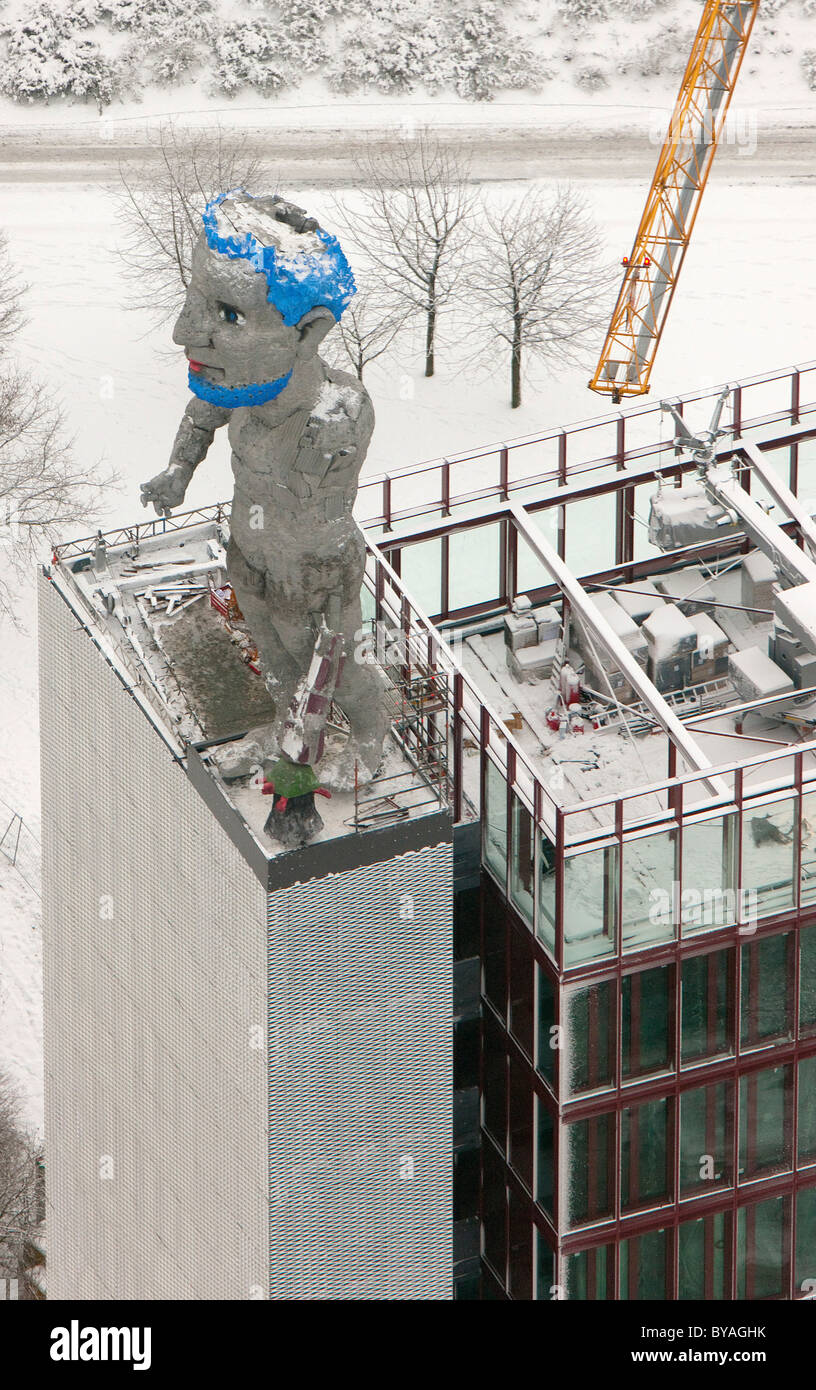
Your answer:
[0,0,813,130]
[0,48,815,1135]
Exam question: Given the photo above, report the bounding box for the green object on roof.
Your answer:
[268,758,318,799]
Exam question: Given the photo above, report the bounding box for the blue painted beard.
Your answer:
[187,368,293,409]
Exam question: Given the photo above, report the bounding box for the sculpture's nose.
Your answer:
[173,289,213,349]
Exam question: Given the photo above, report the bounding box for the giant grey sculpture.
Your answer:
[140,190,389,842]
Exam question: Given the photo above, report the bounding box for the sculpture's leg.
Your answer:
[319,598,392,789]
[226,537,313,751]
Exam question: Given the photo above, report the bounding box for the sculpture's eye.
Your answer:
[218,303,245,325]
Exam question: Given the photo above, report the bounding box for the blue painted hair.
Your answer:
[202,190,356,327]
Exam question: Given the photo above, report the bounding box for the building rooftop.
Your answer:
[48,359,816,908]
[47,514,449,872]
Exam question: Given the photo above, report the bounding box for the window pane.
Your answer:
[795,1187,816,1297]
[681,814,737,935]
[398,538,442,615]
[620,1228,668,1300]
[563,846,618,966]
[622,964,674,1081]
[508,1184,532,1299]
[509,925,533,1058]
[740,933,793,1050]
[800,788,816,906]
[801,925,816,1036]
[796,433,816,502]
[621,1097,670,1213]
[678,1211,730,1299]
[742,799,798,918]
[483,758,507,887]
[516,505,560,594]
[737,1196,785,1299]
[564,1112,614,1227]
[449,523,500,611]
[483,887,506,1016]
[534,1228,556,1301]
[509,793,534,927]
[537,830,557,955]
[536,965,556,1087]
[563,978,615,1096]
[622,831,677,951]
[681,948,734,1065]
[799,1055,816,1166]
[536,1099,555,1215]
[739,1065,792,1181]
[482,1140,506,1279]
[564,492,617,578]
[483,1014,506,1151]
[679,1081,732,1196]
[564,1244,613,1301]
[509,1055,533,1192]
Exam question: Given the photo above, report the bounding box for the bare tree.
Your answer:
[0,234,117,620]
[113,122,271,326]
[0,1070,44,1299]
[0,231,25,353]
[0,369,116,619]
[336,131,475,379]
[330,289,408,382]
[464,185,613,408]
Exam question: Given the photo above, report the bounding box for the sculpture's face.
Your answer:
[173,238,329,400]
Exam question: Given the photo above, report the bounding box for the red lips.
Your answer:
[188,360,204,373]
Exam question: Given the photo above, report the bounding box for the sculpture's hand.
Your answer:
[139,462,193,518]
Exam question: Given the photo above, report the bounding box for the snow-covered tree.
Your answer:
[0,2,120,106]
[0,230,116,618]
[463,185,612,408]
[99,0,212,29]
[335,132,475,377]
[557,0,608,27]
[211,17,324,95]
[0,1071,43,1299]
[330,290,409,382]
[327,0,447,95]
[445,0,551,101]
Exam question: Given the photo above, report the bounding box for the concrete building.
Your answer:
[40,517,454,1300]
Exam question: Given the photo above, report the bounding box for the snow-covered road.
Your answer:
[0,122,814,184]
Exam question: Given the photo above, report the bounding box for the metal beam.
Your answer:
[703,464,816,591]
[738,439,816,563]
[508,502,730,797]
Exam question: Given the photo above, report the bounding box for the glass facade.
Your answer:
[481,861,816,1298]
[471,412,816,1301]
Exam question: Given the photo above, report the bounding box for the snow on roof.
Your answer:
[728,645,794,701]
[611,580,665,622]
[642,602,696,660]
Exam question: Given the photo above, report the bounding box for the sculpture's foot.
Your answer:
[318,736,385,792]
[264,792,324,849]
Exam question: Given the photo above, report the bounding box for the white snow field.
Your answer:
[1,89,815,1133]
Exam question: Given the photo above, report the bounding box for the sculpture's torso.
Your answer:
[226,365,374,624]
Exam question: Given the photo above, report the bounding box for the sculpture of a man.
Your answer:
[140,190,389,815]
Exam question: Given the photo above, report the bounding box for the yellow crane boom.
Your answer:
[589,0,760,403]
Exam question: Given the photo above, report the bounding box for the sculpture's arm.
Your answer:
[286,388,375,513]
[140,396,230,517]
